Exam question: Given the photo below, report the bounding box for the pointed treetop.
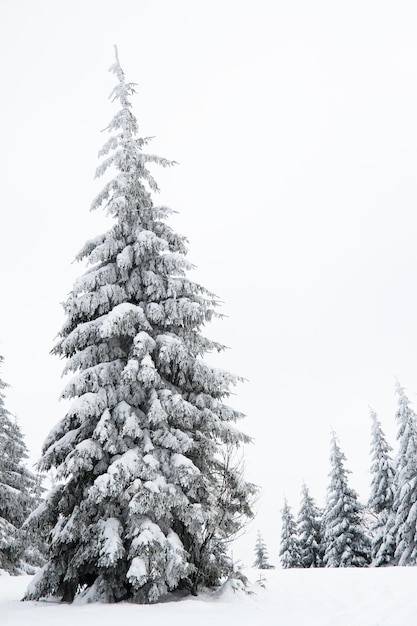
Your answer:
[369,408,385,440]
[394,380,417,442]
[395,377,406,399]
[90,49,175,218]
[114,44,120,66]
[111,44,134,83]
[368,406,395,516]
[106,46,140,141]
[329,430,348,469]
[369,407,392,451]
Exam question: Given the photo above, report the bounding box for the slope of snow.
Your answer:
[2,567,416,625]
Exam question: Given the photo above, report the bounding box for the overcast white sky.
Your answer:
[1,0,417,565]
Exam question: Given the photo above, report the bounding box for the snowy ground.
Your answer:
[2,567,417,626]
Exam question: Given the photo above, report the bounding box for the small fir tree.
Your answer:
[0,355,39,574]
[297,483,323,568]
[322,432,370,568]
[390,383,417,565]
[279,499,301,568]
[368,409,395,566]
[24,49,255,604]
[253,531,274,569]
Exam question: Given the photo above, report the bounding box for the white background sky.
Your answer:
[1,0,417,565]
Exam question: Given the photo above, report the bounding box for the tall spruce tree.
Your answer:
[25,50,255,604]
[0,356,39,574]
[297,483,323,568]
[279,499,300,568]
[390,382,417,565]
[322,432,370,568]
[368,409,395,566]
[253,531,274,569]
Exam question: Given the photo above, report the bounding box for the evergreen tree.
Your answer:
[279,499,300,568]
[390,382,417,565]
[297,483,323,568]
[368,409,395,566]
[253,531,274,569]
[323,432,370,568]
[25,49,255,604]
[22,472,48,569]
[0,355,39,574]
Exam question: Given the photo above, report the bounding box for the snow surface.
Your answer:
[2,568,417,625]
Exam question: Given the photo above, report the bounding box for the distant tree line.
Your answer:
[275,381,417,569]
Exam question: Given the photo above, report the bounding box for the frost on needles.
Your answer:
[24,49,255,604]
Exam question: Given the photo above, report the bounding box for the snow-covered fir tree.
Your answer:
[322,432,370,568]
[25,50,255,604]
[279,499,301,568]
[0,356,39,574]
[253,531,274,569]
[368,409,395,566]
[297,483,323,568]
[389,382,417,565]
